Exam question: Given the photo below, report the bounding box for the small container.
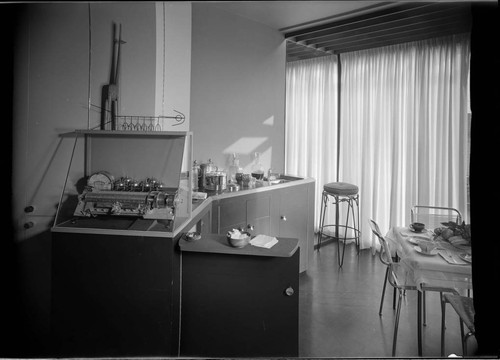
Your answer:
[242,174,251,188]
[228,153,243,184]
[192,160,200,191]
[227,183,240,192]
[227,231,251,248]
[185,232,201,242]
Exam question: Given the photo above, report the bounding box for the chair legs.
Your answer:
[379,267,389,315]
[392,289,403,357]
[423,291,426,326]
[441,293,447,356]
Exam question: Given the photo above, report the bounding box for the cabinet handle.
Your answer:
[281,215,287,221]
[24,221,35,229]
[285,286,294,297]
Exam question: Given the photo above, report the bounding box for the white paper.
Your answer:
[250,234,278,249]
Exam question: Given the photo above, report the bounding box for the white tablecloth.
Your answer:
[385,226,472,291]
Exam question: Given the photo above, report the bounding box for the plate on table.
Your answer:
[407,237,420,245]
[458,253,472,263]
[413,245,438,256]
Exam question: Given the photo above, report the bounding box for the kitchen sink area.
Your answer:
[269,175,303,185]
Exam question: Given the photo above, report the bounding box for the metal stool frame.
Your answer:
[318,190,361,267]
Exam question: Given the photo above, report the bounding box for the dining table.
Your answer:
[385,226,472,356]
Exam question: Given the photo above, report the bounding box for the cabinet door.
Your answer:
[180,250,299,357]
[214,196,247,234]
[278,183,314,273]
[214,193,272,236]
[246,195,271,235]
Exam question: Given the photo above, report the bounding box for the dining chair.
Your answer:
[410,205,463,230]
[369,219,419,357]
[410,205,463,325]
[440,293,475,356]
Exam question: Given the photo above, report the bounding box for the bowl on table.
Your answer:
[227,230,251,248]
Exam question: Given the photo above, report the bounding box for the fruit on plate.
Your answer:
[441,228,454,240]
[448,235,469,247]
[435,221,472,245]
[433,235,444,242]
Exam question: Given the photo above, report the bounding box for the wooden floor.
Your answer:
[298,238,477,358]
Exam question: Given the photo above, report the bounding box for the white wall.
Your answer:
[190,3,286,173]
[155,2,191,131]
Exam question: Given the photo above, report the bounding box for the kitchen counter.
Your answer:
[52,176,314,240]
[50,175,312,357]
[179,234,299,257]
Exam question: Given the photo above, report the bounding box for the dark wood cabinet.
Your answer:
[51,232,181,357]
[179,235,299,358]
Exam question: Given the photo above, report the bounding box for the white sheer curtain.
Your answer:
[285,55,339,232]
[339,34,471,249]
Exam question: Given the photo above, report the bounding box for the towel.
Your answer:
[250,234,279,249]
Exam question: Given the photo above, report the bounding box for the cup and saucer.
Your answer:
[409,222,426,233]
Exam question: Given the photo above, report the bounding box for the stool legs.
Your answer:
[318,192,328,250]
[317,191,361,267]
[337,195,352,267]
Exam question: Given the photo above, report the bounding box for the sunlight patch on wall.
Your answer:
[262,116,274,126]
[223,137,268,155]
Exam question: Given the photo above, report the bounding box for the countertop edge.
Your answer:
[179,235,299,258]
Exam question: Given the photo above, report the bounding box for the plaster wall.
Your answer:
[190,3,286,173]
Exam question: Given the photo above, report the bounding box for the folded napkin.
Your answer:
[438,250,469,265]
[250,234,279,249]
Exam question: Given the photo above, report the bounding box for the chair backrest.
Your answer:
[411,205,463,230]
[368,219,393,266]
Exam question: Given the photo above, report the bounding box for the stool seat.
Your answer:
[324,182,359,196]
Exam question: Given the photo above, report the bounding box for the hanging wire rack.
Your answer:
[90,104,186,131]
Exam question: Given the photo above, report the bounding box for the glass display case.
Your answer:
[52,130,193,235]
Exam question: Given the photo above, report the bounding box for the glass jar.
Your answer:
[251,152,264,180]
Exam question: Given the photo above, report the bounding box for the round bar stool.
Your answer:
[318,182,361,267]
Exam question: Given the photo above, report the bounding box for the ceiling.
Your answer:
[210,1,478,62]
[211,1,396,32]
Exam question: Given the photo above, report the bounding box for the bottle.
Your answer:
[192,160,200,191]
[206,158,217,173]
[251,152,264,180]
[228,153,243,184]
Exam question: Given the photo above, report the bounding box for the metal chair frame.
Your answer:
[369,219,419,357]
[410,205,463,229]
[318,191,360,267]
[410,205,463,327]
[441,293,475,356]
